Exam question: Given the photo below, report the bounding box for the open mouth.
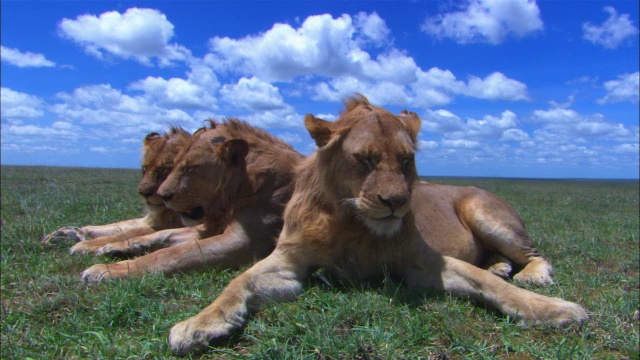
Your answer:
[180,206,205,221]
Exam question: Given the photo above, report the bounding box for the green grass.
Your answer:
[2,165,638,359]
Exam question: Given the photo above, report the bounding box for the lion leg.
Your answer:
[81,226,201,257]
[81,224,271,282]
[168,250,306,355]
[458,193,553,285]
[42,217,149,245]
[404,255,587,326]
[69,226,158,255]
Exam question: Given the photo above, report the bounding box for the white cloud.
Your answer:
[500,128,530,142]
[241,107,302,129]
[442,139,481,149]
[90,147,108,154]
[0,88,45,119]
[614,143,639,154]
[583,6,638,49]
[464,72,530,101]
[412,69,529,106]
[532,107,637,142]
[130,76,217,109]
[1,46,56,68]
[417,140,439,150]
[58,8,190,66]
[52,84,199,134]
[207,13,368,81]
[4,124,78,138]
[421,0,543,44]
[354,12,391,46]
[220,77,285,111]
[597,72,639,104]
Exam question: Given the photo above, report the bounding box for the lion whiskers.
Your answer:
[341,197,403,238]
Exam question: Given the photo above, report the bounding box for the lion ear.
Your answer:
[398,110,422,142]
[143,132,161,145]
[219,139,249,167]
[304,114,334,147]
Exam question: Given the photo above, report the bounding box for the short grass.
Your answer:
[1,165,638,359]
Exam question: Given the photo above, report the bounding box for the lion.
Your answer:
[167,96,588,355]
[79,119,304,281]
[411,182,553,285]
[42,127,190,247]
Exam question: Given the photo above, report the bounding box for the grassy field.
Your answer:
[1,165,638,359]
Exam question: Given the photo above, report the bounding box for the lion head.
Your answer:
[157,121,249,227]
[137,127,191,209]
[304,95,421,238]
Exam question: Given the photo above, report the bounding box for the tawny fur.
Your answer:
[166,95,587,355]
[43,127,189,248]
[79,119,304,281]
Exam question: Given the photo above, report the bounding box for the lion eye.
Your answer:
[354,155,375,172]
[157,167,171,179]
[401,156,414,172]
[141,166,148,175]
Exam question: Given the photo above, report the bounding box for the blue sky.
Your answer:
[2,1,638,178]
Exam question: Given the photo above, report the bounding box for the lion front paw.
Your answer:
[69,241,101,255]
[545,299,589,326]
[81,264,125,283]
[41,226,85,245]
[518,296,589,327]
[169,316,237,355]
[95,242,140,257]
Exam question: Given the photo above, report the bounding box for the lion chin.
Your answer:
[177,207,205,227]
[361,215,403,238]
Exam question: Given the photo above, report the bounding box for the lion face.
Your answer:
[305,96,421,238]
[157,126,249,227]
[138,128,191,208]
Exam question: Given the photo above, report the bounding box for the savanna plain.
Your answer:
[1,165,638,359]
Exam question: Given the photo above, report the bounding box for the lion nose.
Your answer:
[378,194,408,212]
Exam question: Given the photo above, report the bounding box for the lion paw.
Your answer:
[81,264,116,283]
[513,260,554,286]
[531,298,589,327]
[69,241,99,255]
[487,262,512,279]
[41,226,85,245]
[169,317,237,355]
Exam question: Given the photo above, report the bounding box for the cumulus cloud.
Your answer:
[464,72,530,101]
[597,72,639,104]
[532,107,637,142]
[52,84,200,134]
[1,88,45,119]
[204,12,530,107]
[58,7,190,66]
[583,6,638,49]
[1,46,56,68]
[220,77,285,111]
[129,64,219,109]
[207,13,373,81]
[421,0,544,44]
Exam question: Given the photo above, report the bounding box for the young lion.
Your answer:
[42,127,190,246]
[79,119,304,282]
[167,96,588,355]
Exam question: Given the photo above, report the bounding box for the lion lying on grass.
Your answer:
[167,96,587,355]
[79,119,304,281]
[41,127,190,246]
